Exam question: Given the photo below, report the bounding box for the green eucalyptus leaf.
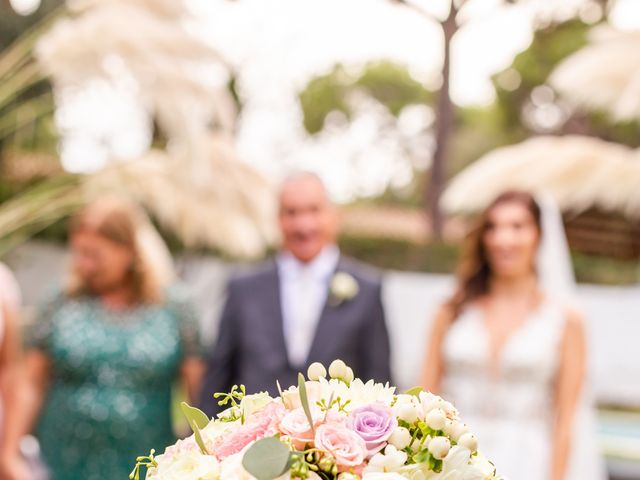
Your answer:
[180,402,210,430]
[191,420,209,455]
[242,437,291,480]
[405,386,424,397]
[297,373,315,434]
[180,402,210,455]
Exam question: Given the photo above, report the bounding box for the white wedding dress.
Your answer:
[439,193,606,480]
[441,300,554,479]
[442,194,607,480]
[441,300,606,480]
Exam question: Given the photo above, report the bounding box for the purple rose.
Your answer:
[347,403,397,456]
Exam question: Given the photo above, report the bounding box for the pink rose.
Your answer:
[279,407,320,449]
[212,402,285,460]
[162,436,200,461]
[281,382,322,410]
[314,423,367,471]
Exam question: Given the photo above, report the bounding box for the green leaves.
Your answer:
[180,402,210,455]
[405,386,424,398]
[180,402,210,430]
[412,448,442,473]
[242,437,292,480]
[413,447,431,464]
[214,384,246,408]
[129,449,157,480]
[298,373,315,434]
[213,385,246,423]
[231,377,303,479]
[0,175,83,257]
[299,61,433,135]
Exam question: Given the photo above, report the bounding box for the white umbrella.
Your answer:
[550,27,640,122]
[442,135,640,218]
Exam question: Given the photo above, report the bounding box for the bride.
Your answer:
[421,190,606,480]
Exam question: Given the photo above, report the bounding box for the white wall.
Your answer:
[7,241,640,406]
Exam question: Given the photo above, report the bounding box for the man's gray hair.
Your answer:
[279,171,330,199]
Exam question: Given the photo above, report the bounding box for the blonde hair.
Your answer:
[66,197,174,304]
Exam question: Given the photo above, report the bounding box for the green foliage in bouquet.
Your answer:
[180,402,210,455]
[129,451,157,480]
[242,437,291,480]
[214,384,247,422]
[131,360,499,480]
[243,375,323,480]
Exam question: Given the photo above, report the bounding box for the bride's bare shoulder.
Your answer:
[561,305,586,341]
[431,302,457,331]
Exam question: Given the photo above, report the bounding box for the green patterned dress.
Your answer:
[29,288,202,480]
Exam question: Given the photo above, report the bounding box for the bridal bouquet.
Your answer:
[131,360,498,480]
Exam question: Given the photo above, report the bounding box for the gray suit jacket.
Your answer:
[199,255,392,416]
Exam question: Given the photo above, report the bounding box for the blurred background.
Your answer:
[0,0,639,478]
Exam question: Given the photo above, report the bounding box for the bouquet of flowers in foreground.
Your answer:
[131,360,499,480]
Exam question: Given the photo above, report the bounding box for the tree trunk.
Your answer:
[427,5,457,239]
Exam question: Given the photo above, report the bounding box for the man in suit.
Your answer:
[200,172,391,416]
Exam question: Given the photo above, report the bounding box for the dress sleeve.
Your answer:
[27,292,62,352]
[167,287,204,359]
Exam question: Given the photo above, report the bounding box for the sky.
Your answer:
[18,0,640,200]
[183,0,608,199]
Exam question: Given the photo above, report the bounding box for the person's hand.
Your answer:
[0,454,29,480]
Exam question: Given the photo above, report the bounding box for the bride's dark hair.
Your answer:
[447,190,542,317]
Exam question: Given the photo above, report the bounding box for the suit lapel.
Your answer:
[263,261,290,369]
[305,256,348,364]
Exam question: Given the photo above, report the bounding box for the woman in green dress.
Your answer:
[16,197,205,480]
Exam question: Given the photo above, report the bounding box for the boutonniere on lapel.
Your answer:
[328,272,359,306]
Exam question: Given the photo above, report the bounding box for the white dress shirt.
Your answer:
[277,245,340,367]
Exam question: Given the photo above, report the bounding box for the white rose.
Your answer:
[240,392,273,418]
[428,436,451,460]
[281,382,321,410]
[425,408,447,431]
[365,445,408,473]
[307,362,327,381]
[202,419,238,446]
[151,449,219,480]
[387,427,412,450]
[457,433,478,453]
[220,451,256,480]
[328,359,348,379]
